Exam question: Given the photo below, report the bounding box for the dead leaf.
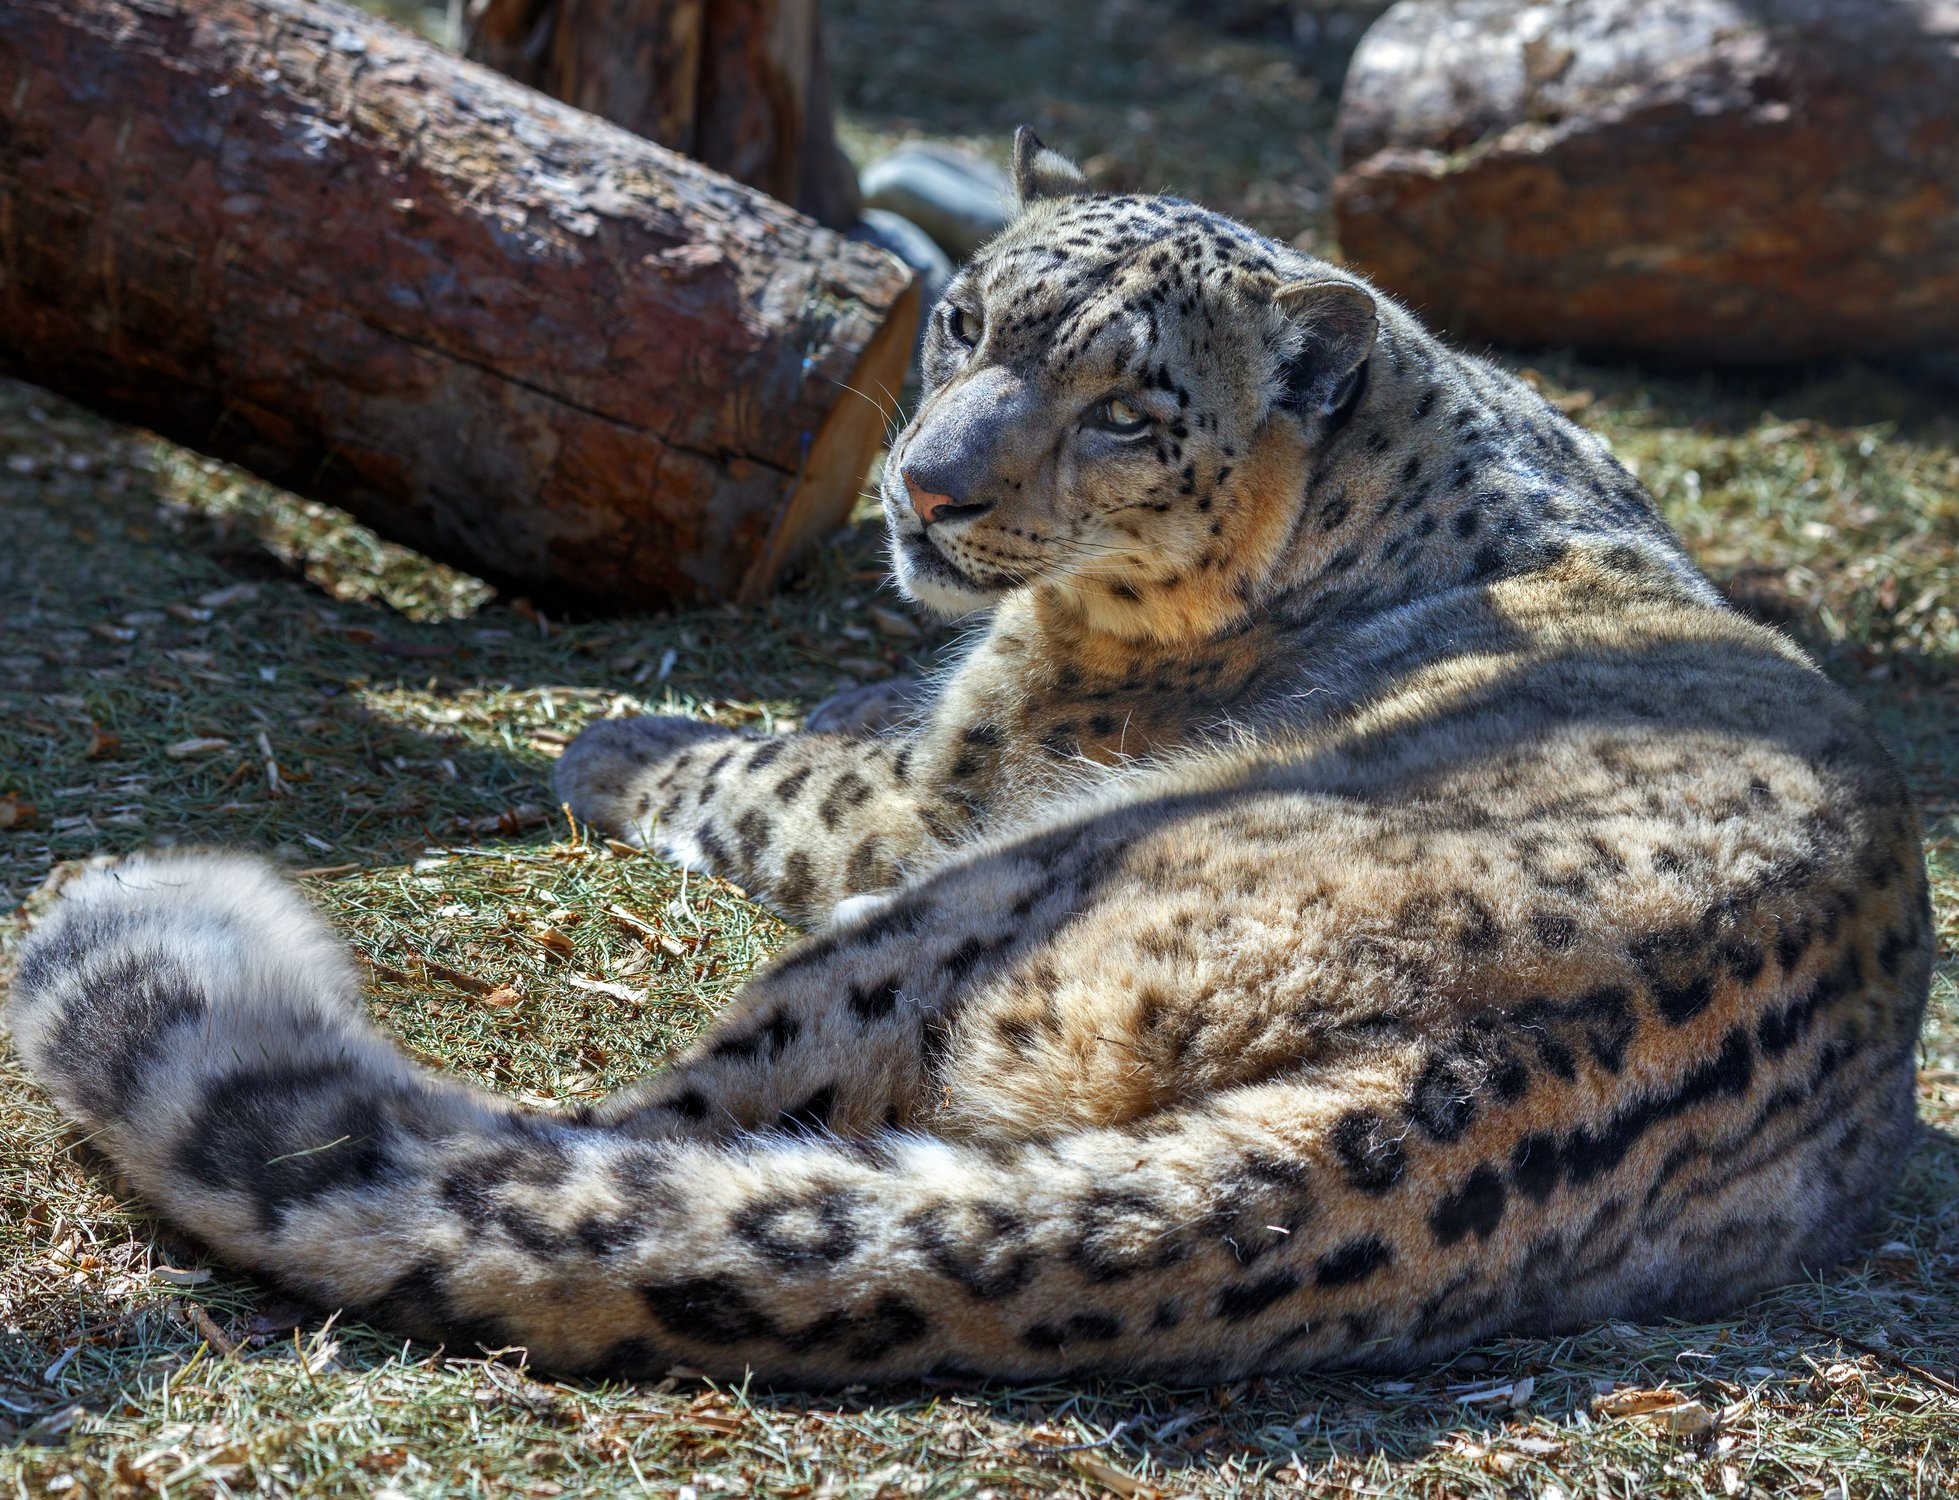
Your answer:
[531,925,575,958]
[463,803,549,835]
[0,792,37,831]
[870,605,921,639]
[417,957,496,995]
[84,723,121,759]
[1595,1387,1715,1435]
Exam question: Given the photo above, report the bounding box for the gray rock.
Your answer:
[849,209,953,306]
[849,210,953,362]
[860,144,1014,261]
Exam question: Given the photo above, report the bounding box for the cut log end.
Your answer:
[738,275,922,603]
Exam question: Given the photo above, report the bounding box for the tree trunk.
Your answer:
[462,0,862,230]
[0,0,917,611]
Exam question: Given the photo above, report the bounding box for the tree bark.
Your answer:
[462,0,861,230]
[0,0,917,610]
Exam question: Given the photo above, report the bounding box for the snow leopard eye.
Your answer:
[1085,397,1151,436]
[945,303,982,349]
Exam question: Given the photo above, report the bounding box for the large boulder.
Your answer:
[1331,0,1959,362]
[861,144,1014,262]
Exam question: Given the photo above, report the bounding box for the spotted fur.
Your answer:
[8,133,1931,1384]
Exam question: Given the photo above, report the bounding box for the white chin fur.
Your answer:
[891,544,1001,618]
[902,571,999,619]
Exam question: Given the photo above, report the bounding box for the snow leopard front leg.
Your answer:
[555,716,967,925]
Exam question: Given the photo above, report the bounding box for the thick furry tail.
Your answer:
[9,852,1820,1383]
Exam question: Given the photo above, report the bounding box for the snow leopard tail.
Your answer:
[7,851,1886,1383]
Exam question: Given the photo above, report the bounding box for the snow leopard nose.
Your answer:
[903,465,993,527]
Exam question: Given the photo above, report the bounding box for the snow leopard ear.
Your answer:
[1271,279,1378,418]
[1013,127,1087,205]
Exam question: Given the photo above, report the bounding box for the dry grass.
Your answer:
[3,0,1957,1493]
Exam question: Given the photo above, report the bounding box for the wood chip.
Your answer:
[1454,1375,1534,1407]
[165,736,232,759]
[1594,1387,1687,1417]
[1507,1436,1563,1456]
[1650,1400,1715,1436]
[197,583,259,608]
[566,974,648,1004]
[1065,1453,1158,1498]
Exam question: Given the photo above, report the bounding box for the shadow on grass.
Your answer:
[0,378,946,911]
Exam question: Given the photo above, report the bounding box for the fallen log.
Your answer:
[461,0,861,231]
[0,0,917,609]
